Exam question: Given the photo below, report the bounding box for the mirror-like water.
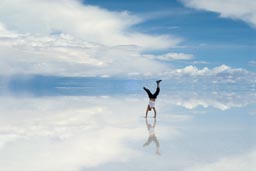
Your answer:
[0,78,255,171]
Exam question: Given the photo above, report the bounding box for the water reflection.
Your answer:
[0,91,255,171]
[143,118,160,155]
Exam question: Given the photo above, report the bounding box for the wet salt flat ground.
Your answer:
[0,87,255,171]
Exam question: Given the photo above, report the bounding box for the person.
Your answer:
[143,118,160,155]
[143,80,162,118]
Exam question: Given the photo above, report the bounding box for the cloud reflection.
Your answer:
[0,90,255,171]
[0,95,186,171]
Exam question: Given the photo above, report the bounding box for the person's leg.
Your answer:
[152,87,160,98]
[143,87,153,98]
[152,80,161,98]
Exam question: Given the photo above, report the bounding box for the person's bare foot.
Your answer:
[156,80,162,84]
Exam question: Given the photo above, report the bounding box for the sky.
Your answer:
[0,0,255,81]
[83,0,256,69]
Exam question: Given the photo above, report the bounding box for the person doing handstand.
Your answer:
[143,80,161,118]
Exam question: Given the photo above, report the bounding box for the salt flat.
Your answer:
[0,89,255,171]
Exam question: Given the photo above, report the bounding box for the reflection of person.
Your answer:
[143,80,162,118]
[143,118,160,155]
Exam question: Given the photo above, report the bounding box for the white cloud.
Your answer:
[146,52,193,61]
[176,65,209,76]
[159,90,256,110]
[152,64,254,84]
[191,60,209,65]
[0,0,255,80]
[185,149,256,171]
[0,0,181,49]
[0,31,170,77]
[2,30,254,78]
[0,95,184,171]
[249,60,256,66]
[172,64,250,77]
[0,23,17,37]
[0,0,184,77]
[181,0,256,28]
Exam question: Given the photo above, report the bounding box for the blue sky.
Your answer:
[84,0,256,70]
[0,0,255,80]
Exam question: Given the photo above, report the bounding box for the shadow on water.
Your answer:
[143,118,160,155]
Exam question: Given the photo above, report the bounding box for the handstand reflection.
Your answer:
[143,118,160,155]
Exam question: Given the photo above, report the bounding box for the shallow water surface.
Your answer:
[0,79,255,171]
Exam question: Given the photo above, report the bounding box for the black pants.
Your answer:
[144,87,160,99]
